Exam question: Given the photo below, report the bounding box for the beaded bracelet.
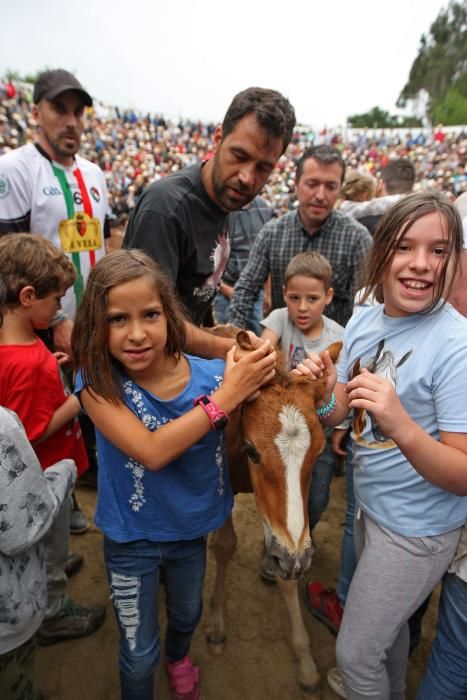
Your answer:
[316,392,336,419]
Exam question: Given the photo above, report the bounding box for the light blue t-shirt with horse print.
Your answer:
[337,302,467,537]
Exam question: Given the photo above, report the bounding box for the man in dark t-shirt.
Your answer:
[123,87,295,330]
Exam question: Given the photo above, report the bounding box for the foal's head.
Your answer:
[235,332,341,580]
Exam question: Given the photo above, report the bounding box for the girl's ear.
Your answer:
[18,285,37,307]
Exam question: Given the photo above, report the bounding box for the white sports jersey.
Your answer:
[0,144,109,318]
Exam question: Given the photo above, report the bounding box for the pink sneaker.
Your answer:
[165,656,201,700]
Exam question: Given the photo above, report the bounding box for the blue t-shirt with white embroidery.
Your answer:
[75,354,233,542]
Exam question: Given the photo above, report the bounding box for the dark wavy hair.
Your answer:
[72,249,187,404]
[222,87,296,154]
[360,191,463,312]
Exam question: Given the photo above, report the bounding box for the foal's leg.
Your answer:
[275,577,321,698]
[206,514,237,653]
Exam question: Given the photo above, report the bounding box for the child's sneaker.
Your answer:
[303,580,343,635]
[70,506,90,534]
[70,492,90,534]
[37,595,105,645]
[165,656,200,700]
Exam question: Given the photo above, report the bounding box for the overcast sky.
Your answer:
[1,0,447,127]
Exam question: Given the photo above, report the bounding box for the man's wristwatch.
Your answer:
[194,395,230,431]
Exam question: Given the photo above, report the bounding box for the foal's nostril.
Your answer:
[274,555,291,577]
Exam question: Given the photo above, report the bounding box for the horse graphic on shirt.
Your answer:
[351,340,412,449]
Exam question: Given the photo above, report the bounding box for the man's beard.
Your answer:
[46,130,80,160]
[211,157,254,212]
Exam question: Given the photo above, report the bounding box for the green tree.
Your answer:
[347,106,422,128]
[398,1,467,124]
[4,68,50,84]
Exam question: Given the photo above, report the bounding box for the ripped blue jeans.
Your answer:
[104,536,207,700]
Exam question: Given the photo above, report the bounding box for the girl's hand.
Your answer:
[331,428,348,456]
[53,351,71,366]
[346,368,408,440]
[293,350,337,400]
[221,341,276,406]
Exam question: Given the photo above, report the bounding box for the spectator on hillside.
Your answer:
[342,158,416,234]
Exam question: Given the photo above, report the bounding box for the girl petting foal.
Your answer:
[71,249,275,700]
[297,192,467,700]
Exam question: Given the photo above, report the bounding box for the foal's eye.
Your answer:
[242,442,260,464]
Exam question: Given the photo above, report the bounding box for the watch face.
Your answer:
[213,415,229,431]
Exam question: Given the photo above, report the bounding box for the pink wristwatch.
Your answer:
[194,395,229,431]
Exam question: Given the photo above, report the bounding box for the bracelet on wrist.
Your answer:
[316,392,336,420]
[194,394,229,431]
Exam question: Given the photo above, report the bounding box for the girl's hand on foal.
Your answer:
[292,350,337,399]
[346,368,409,440]
[224,341,276,403]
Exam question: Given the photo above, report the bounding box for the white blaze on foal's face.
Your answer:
[273,404,311,547]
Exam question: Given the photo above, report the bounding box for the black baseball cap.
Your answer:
[33,69,93,107]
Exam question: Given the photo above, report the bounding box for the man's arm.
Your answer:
[229,227,271,327]
[0,153,33,233]
[52,318,74,355]
[350,225,373,292]
[34,395,81,445]
[218,281,234,300]
[448,250,467,317]
[184,321,235,359]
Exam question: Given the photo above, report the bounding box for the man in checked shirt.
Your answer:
[229,145,372,328]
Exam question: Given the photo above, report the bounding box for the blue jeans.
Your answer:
[213,291,263,336]
[417,572,467,700]
[308,440,336,531]
[104,536,207,700]
[336,452,357,606]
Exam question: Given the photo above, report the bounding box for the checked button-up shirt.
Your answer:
[228,208,373,328]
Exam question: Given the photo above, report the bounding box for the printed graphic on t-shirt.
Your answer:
[289,344,306,370]
[194,233,230,301]
[59,212,103,253]
[351,339,412,449]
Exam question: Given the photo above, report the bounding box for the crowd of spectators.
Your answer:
[1,78,466,221]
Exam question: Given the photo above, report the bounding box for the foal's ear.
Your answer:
[236,330,256,352]
[321,341,343,364]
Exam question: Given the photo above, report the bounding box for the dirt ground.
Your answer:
[36,476,438,700]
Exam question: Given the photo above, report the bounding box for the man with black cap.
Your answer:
[0,69,107,645]
[0,69,109,347]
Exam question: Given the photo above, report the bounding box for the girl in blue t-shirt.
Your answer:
[71,249,275,700]
[297,192,467,700]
